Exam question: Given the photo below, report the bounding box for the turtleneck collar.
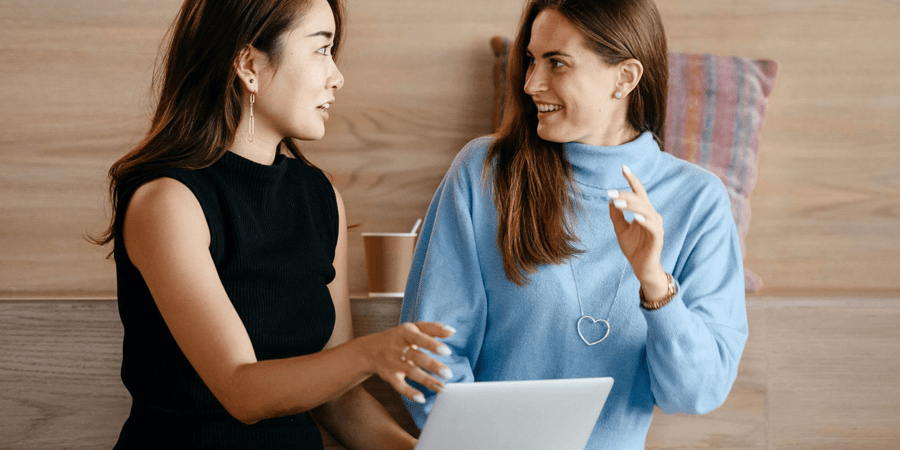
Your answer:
[564,131,662,192]
[218,150,289,185]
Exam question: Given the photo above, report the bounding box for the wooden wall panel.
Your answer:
[0,0,181,296]
[0,0,525,297]
[302,0,525,295]
[656,1,900,295]
[5,298,900,448]
[1,0,899,297]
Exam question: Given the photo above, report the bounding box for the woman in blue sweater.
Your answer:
[400,0,748,447]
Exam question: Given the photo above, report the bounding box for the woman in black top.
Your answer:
[93,0,453,448]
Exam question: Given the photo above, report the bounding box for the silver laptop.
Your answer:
[415,377,614,450]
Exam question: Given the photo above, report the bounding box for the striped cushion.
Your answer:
[665,52,777,292]
[490,38,778,292]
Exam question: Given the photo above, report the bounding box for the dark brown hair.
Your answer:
[488,0,668,285]
[91,0,344,250]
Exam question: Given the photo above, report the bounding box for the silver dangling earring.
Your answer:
[248,89,255,143]
[615,92,623,99]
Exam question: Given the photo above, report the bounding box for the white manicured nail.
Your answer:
[443,325,457,334]
[634,213,646,223]
[614,199,627,209]
[439,367,454,378]
[622,164,632,175]
[437,345,452,356]
[414,394,426,404]
[607,189,619,199]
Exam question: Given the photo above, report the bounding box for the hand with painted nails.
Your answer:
[608,165,669,299]
[359,321,455,404]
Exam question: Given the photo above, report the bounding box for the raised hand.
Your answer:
[607,165,669,299]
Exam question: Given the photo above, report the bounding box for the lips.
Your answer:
[317,98,335,112]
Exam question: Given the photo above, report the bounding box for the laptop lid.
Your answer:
[415,377,614,450]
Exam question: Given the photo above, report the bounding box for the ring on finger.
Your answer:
[400,345,411,361]
[400,344,418,362]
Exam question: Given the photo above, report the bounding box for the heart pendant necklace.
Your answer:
[570,261,627,346]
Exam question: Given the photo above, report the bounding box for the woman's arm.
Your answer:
[640,189,748,415]
[310,186,418,450]
[123,178,452,426]
[313,386,417,450]
[400,141,490,428]
[608,167,747,414]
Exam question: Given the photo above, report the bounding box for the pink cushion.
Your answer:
[491,38,778,292]
[665,52,777,292]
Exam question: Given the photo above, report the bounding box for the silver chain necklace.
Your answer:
[570,261,628,346]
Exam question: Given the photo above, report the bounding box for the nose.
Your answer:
[329,60,344,91]
[523,64,546,96]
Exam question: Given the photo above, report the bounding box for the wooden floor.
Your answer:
[1,297,898,449]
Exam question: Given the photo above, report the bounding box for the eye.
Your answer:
[317,44,333,56]
[526,55,535,66]
[550,59,565,68]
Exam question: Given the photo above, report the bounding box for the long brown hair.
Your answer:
[91,0,344,250]
[488,0,668,285]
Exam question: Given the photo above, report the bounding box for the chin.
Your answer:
[535,124,570,144]
[294,127,327,141]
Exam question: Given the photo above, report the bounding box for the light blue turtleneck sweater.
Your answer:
[400,132,748,449]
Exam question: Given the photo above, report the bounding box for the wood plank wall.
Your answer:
[5,298,900,449]
[1,0,898,298]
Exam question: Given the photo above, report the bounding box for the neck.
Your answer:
[579,113,640,147]
[231,119,282,166]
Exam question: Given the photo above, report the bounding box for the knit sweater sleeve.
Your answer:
[643,175,749,415]
[399,139,489,428]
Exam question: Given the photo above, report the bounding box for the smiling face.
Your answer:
[253,0,343,142]
[524,9,631,146]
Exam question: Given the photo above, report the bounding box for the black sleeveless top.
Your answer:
[113,151,338,449]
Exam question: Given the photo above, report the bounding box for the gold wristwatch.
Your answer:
[640,272,677,310]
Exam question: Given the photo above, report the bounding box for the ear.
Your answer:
[615,58,644,98]
[234,45,264,94]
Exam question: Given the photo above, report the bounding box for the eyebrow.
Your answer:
[307,30,334,39]
[526,48,573,59]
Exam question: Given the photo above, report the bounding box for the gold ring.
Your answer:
[400,345,412,361]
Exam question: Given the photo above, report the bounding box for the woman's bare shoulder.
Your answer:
[123,177,210,264]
